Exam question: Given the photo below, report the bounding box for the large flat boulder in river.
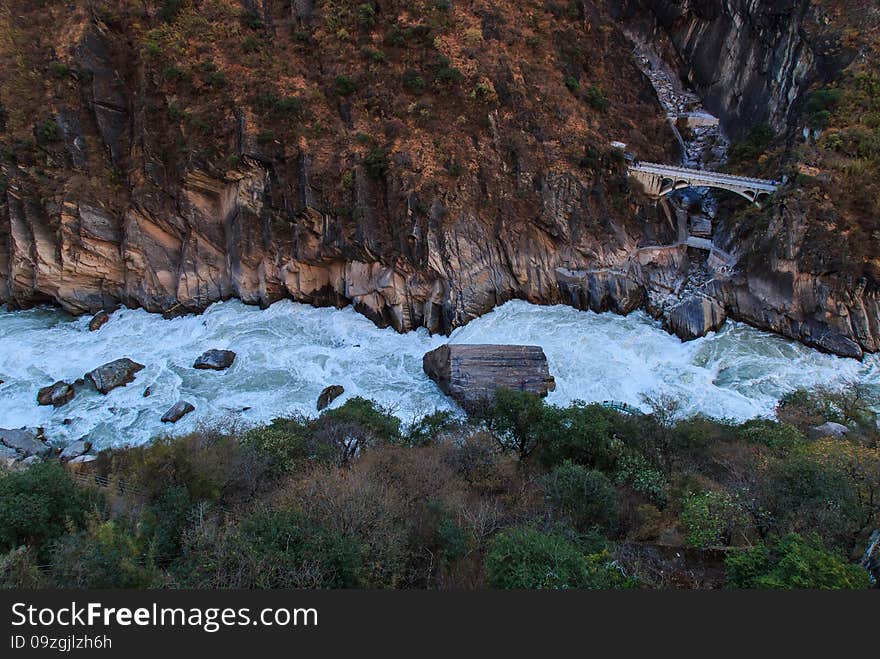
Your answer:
[423,344,556,413]
[193,349,236,370]
[85,358,145,394]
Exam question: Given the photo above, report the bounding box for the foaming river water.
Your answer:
[1,299,878,449]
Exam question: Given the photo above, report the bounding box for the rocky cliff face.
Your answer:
[0,0,676,333]
[1,0,878,360]
[611,0,852,140]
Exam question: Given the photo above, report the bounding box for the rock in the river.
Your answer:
[85,358,145,394]
[193,349,236,370]
[317,385,345,411]
[0,428,51,457]
[88,310,111,331]
[59,440,92,461]
[664,296,726,341]
[37,381,75,407]
[810,421,850,439]
[161,400,195,423]
[423,344,556,413]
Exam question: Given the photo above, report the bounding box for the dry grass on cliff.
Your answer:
[0,0,673,226]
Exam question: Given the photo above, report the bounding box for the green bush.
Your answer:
[0,461,103,561]
[737,419,806,450]
[160,0,183,23]
[433,57,463,86]
[725,533,869,589]
[182,508,361,589]
[729,123,774,163]
[480,388,548,459]
[35,119,61,143]
[334,75,358,96]
[101,428,263,506]
[50,520,160,589]
[0,546,46,589]
[241,416,313,477]
[543,462,619,534]
[584,85,608,110]
[356,3,376,27]
[680,490,743,548]
[564,76,580,93]
[806,89,842,129]
[139,486,194,562]
[405,410,463,447]
[764,451,860,550]
[403,70,427,94]
[612,451,668,506]
[485,527,635,589]
[363,146,390,178]
[319,397,400,441]
[538,402,622,470]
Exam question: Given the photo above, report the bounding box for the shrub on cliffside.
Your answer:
[485,527,635,590]
[725,533,870,590]
[0,461,103,561]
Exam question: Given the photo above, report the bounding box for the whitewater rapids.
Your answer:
[1,299,877,448]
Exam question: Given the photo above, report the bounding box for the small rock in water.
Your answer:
[0,428,51,457]
[37,381,75,407]
[85,358,145,394]
[62,418,73,426]
[193,349,236,371]
[317,385,345,411]
[143,386,152,398]
[88,310,111,331]
[60,440,92,461]
[161,401,195,423]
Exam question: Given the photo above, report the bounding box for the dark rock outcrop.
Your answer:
[0,428,50,457]
[615,0,852,139]
[317,385,345,411]
[85,358,145,394]
[161,400,195,423]
[423,344,556,413]
[59,440,92,461]
[37,381,75,407]
[664,295,726,341]
[193,349,236,371]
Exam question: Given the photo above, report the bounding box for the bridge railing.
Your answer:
[629,162,779,188]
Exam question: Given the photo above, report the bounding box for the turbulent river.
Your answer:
[1,300,879,449]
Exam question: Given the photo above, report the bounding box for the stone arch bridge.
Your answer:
[628,162,779,204]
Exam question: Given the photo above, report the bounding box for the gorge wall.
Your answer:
[1,0,878,359]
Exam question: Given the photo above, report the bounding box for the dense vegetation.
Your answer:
[1,386,877,589]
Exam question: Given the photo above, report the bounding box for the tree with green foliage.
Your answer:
[50,519,160,589]
[0,461,103,561]
[725,533,870,589]
[543,462,619,534]
[485,527,636,589]
[480,388,548,459]
[179,508,361,589]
